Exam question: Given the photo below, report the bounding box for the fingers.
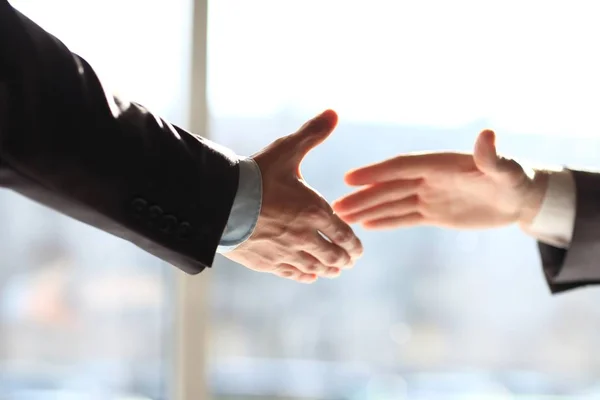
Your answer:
[275,253,341,283]
[333,179,421,216]
[285,109,338,164]
[298,199,363,262]
[362,213,424,230]
[315,213,364,262]
[294,251,339,276]
[344,153,453,186]
[298,252,342,278]
[338,196,420,224]
[275,264,318,283]
[308,231,352,268]
[279,201,362,275]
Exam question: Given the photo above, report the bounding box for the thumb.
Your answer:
[473,129,502,174]
[286,109,338,163]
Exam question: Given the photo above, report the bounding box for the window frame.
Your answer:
[172,0,211,399]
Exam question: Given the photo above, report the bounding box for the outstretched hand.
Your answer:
[333,130,548,230]
[226,110,363,283]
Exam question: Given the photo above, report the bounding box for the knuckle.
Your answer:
[355,241,364,255]
[275,264,296,278]
[273,136,289,148]
[308,264,324,273]
[334,227,354,243]
[300,255,317,269]
[279,270,294,278]
[323,251,342,265]
[302,263,318,272]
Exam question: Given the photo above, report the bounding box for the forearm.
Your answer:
[0,2,240,273]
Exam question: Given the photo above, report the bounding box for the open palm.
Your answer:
[333,130,535,230]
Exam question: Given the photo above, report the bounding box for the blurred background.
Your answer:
[3,0,600,399]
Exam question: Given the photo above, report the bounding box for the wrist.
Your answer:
[518,169,550,229]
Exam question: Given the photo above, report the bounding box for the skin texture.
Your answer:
[333,129,548,232]
[226,110,363,283]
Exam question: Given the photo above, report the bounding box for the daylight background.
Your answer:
[2,1,600,399]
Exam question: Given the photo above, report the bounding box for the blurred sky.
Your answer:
[208,0,600,136]
[12,0,600,137]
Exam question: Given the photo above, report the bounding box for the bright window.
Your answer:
[207,1,600,399]
[0,1,194,398]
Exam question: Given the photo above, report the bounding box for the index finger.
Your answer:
[314,209,364,263]
[344,153,453,186]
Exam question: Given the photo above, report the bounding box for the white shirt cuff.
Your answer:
[527,168,576,249]
[217,157,263,254]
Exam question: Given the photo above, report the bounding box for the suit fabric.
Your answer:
[0,1,239,274]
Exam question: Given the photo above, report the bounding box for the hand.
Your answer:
[333,129,549,231]
[225,110,363,283]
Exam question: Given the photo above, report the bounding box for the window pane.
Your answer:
[1,1,192,398]
[207,1,600,399]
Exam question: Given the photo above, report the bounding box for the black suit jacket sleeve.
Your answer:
[0,2,239,274]
[539,170,600,293]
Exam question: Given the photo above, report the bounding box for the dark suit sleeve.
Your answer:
[539,170,600,293]
[0,2,239,274]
